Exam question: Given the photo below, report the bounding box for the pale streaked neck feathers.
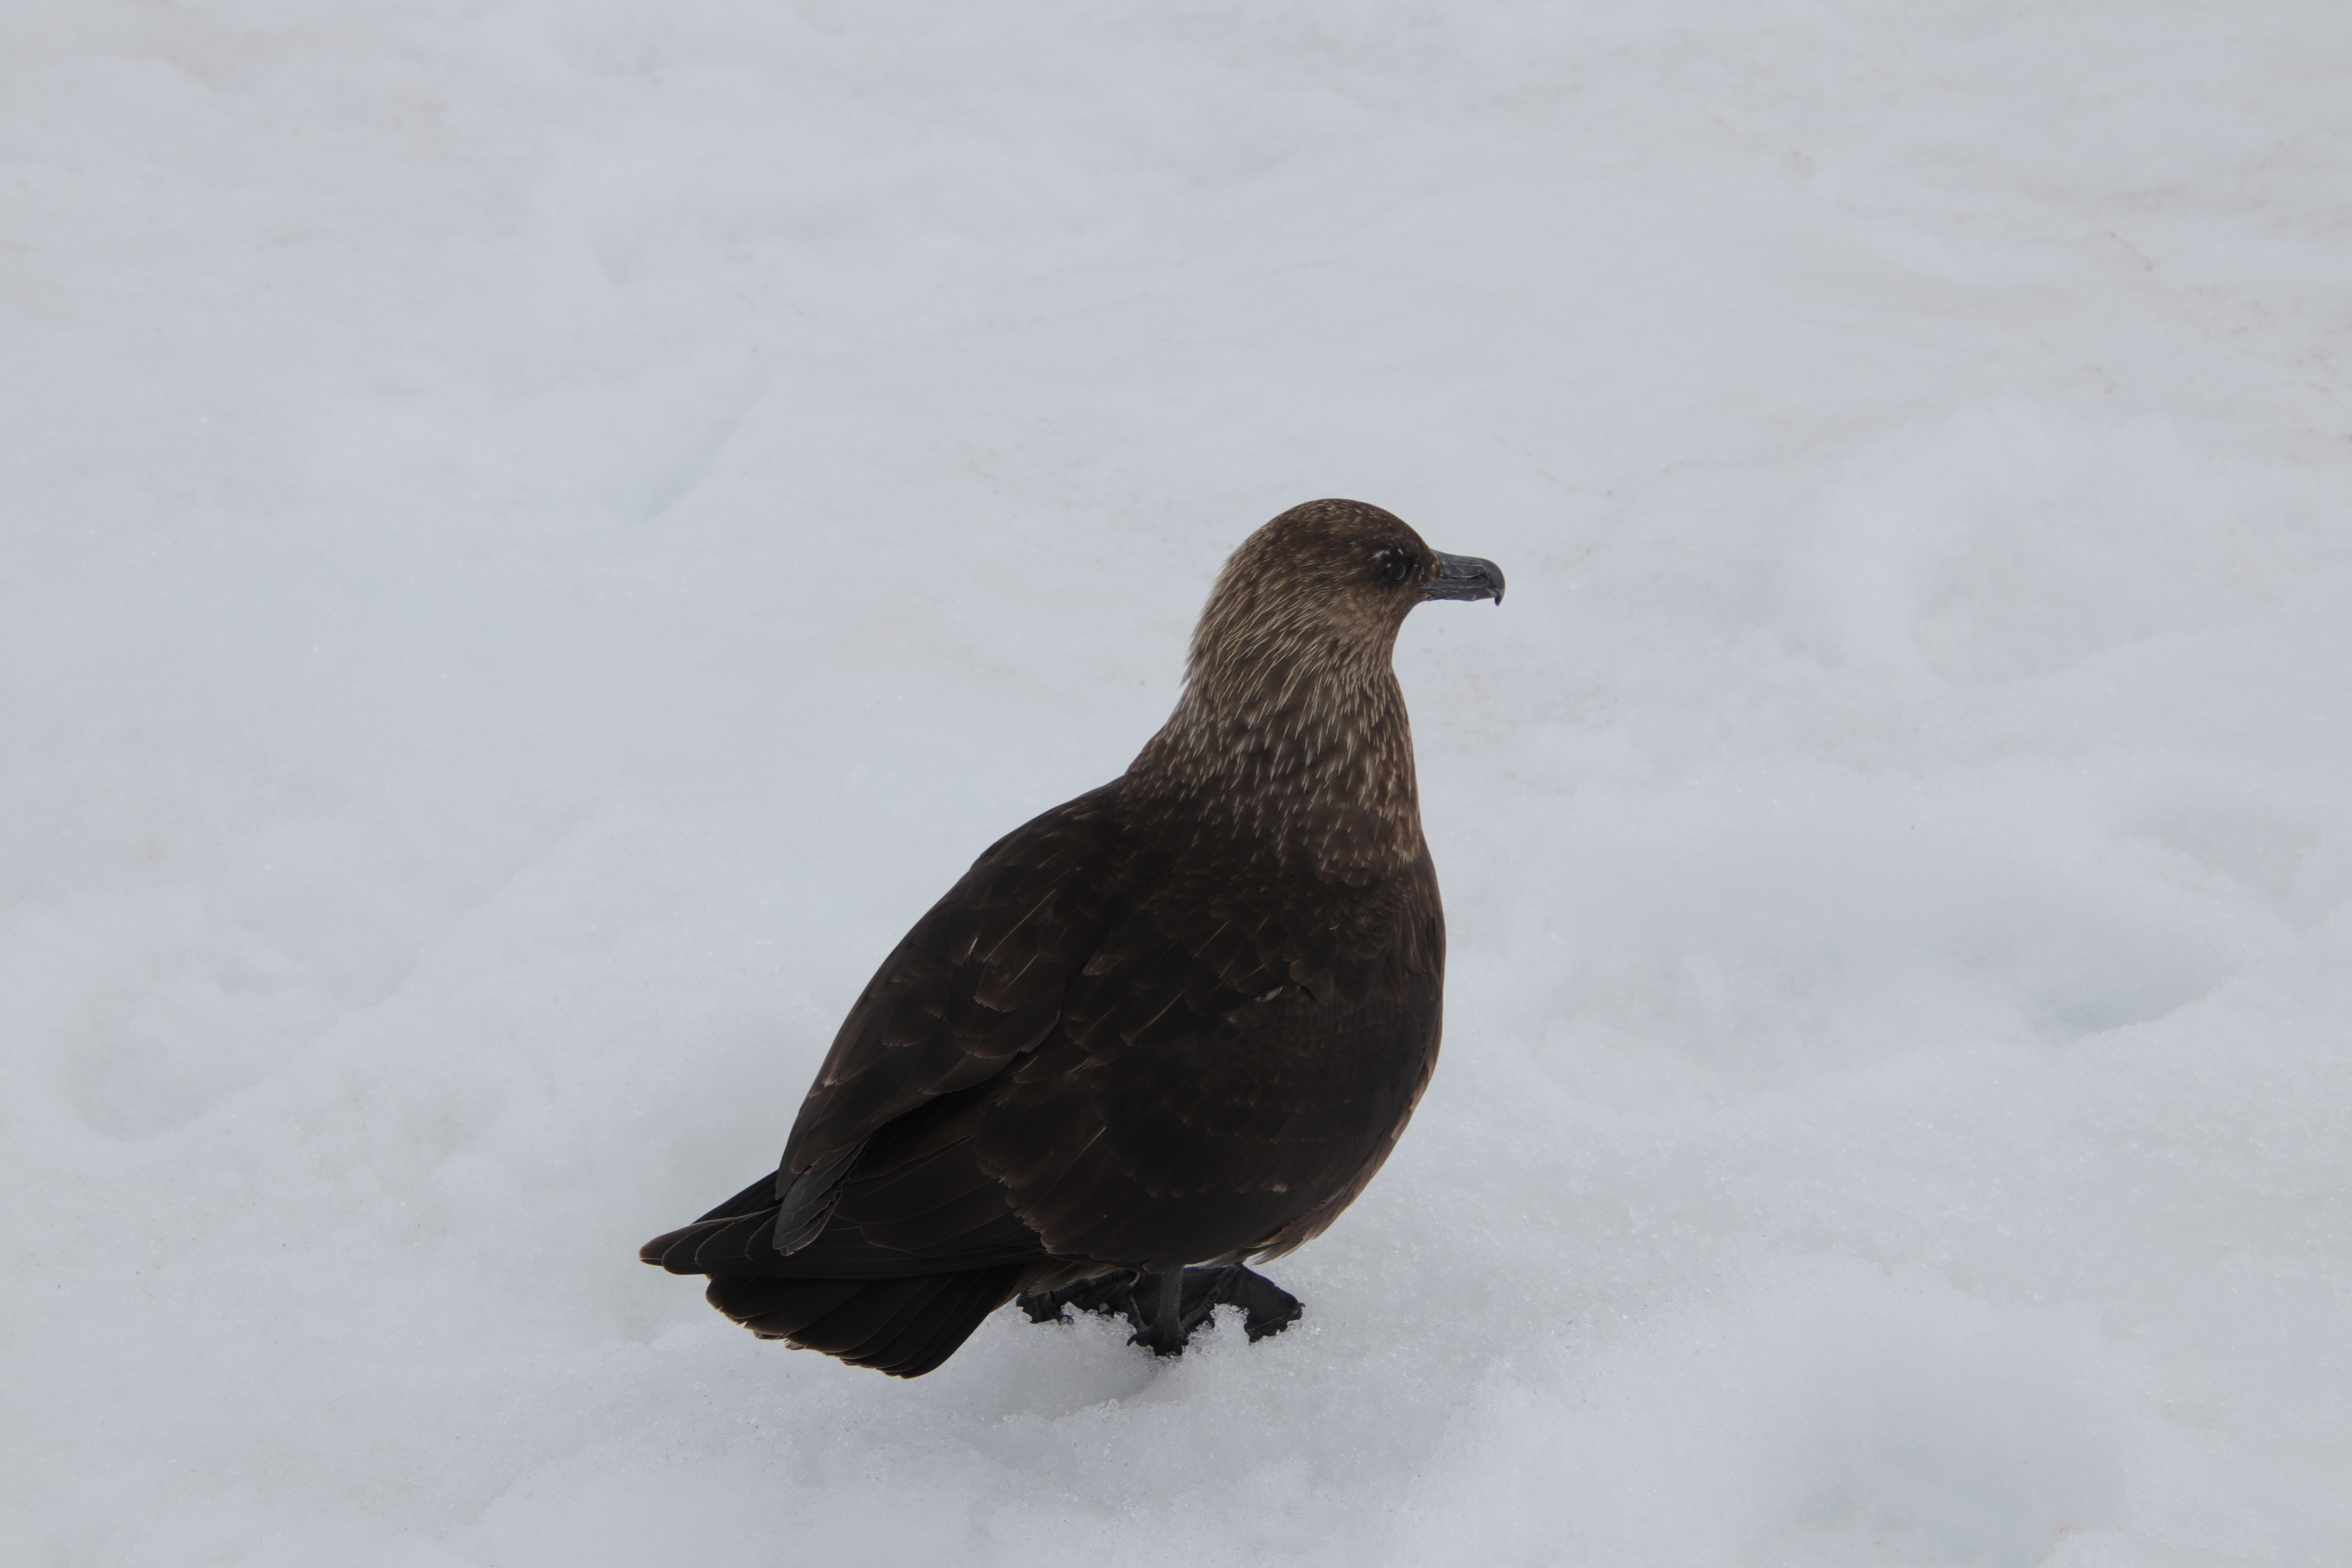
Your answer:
[1124,521,1425,882]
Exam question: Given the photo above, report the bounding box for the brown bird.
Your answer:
[641,499,1503,1376]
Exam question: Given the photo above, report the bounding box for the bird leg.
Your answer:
[1017,1265,1303,1354]
[1131,1268,1188,1356]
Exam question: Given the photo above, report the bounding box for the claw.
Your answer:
[1017,1265,1302,1355]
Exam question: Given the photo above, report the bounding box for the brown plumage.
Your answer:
[640,499,1503,1376]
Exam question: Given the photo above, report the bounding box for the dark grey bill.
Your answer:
[1424,550,1505,606]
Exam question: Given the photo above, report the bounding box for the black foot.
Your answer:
[1017,1265,1302,1355]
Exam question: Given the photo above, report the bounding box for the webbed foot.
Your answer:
[1017,1265,1302,1355]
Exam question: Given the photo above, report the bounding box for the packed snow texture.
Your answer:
[5,2,2351,1564]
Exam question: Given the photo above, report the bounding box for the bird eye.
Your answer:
[1377,550,1416,586]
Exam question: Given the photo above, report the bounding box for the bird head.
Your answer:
[1189,499,1504,685]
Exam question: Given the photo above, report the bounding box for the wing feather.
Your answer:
[668,788,1444,1292]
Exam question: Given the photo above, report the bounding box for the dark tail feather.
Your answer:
[639,1172,782,1270]
[642,1172,1034,1377]
[705,1264,1029,1377]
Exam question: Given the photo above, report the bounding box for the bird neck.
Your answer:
[1125,646,1424,883]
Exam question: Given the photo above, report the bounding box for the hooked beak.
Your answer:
[1423,550,1505,606]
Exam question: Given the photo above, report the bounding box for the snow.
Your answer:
[5,2,2351,1563]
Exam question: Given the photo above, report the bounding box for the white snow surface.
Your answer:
[6,2,2352,1564]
